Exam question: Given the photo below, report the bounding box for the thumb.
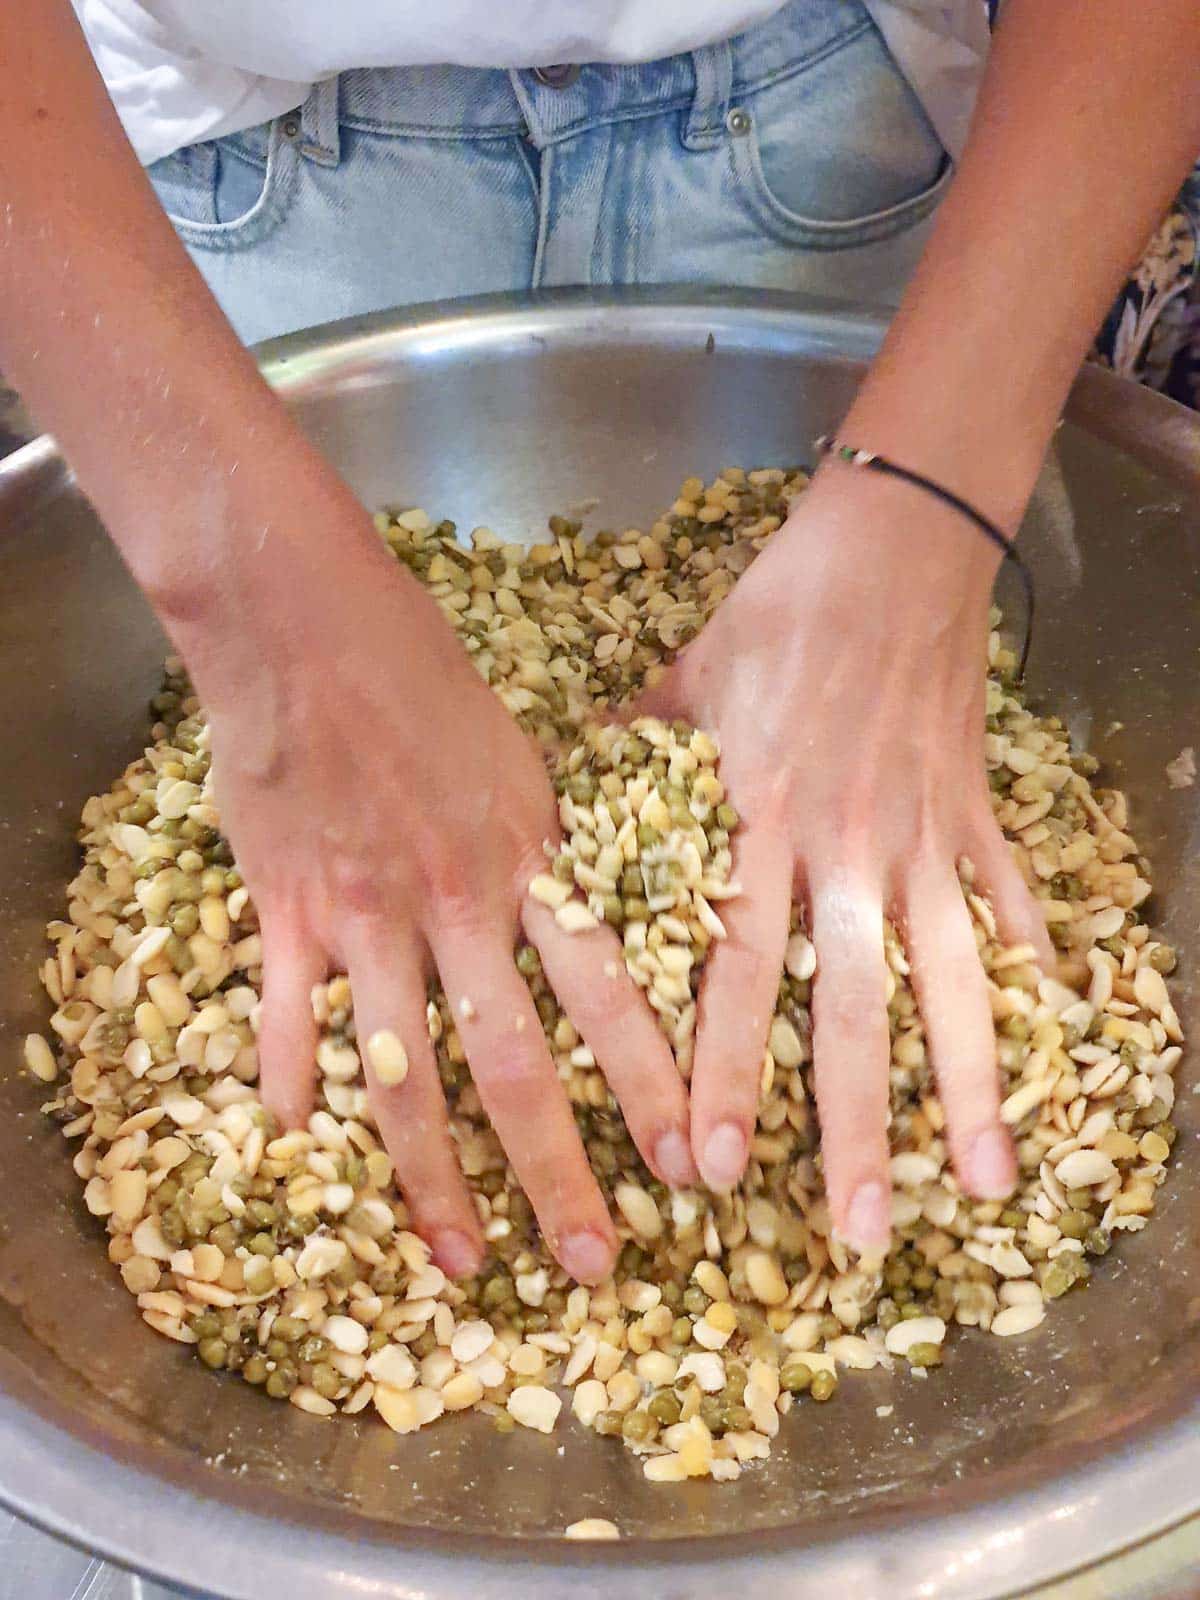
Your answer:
[619,660,683,726]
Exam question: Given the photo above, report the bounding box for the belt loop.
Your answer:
[299,75,341,167]
[683,41,733,150]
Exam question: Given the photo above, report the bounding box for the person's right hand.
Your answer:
[186,506,695,1284]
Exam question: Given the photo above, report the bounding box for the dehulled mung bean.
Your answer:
[24,466,1184,1485]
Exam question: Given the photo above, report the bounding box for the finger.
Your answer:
[621,659,685,726]
[257,908,326,1132]
[809,873,892,1254]
[344,924,484,1279]
[523,902,696,1186]
[433,930,618,1284]
[624,681,673,725]
[689,825,793,1191]
[968,820,1056,969]
[904,861,1016,1201]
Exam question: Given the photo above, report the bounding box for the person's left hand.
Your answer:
[634,463,1054,1252]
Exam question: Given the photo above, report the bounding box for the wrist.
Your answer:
[124,406,380,639]
[840,258,1074,537]
[82,344,385,628]
[834,383,1047,542]
[154,474,402,697]
[787,464,1004,598]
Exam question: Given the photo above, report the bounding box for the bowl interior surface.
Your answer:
[0,293,1197,1599]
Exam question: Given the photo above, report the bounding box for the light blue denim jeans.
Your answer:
[148,0,950,345]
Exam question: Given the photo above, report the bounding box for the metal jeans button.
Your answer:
[531,63,581,89]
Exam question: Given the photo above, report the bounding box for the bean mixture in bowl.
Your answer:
[25,467,1184,1490]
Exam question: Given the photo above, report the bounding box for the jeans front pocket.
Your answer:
[147,120,301,253]
[726,19,952,251]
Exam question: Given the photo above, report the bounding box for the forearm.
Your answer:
[845,0,1200,529]
[0,0,383,652]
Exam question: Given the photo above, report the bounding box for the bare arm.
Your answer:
[662,0,1200,1241]
[846,0,1200,524]
[0,0,700,1281]
[0,0,332,614]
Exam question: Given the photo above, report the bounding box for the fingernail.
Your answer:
[654,1129,697,1188]
[432,1229,480,1279]
[560,1229,614,1285]
[699,1123,747,1191]
[967,1127,1017,1199]
[845,1182,891,1251]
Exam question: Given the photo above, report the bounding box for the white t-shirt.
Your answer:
[74,0,990,168]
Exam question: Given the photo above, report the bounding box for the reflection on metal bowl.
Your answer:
[0,291,1197,1599]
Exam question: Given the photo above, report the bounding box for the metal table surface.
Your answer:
[0,1510,143,1600]
[1,1501,1198,1600]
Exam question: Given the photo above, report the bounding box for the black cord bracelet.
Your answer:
[813,435,1035,682]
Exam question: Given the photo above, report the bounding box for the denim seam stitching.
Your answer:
[588,123,616,285]
[727,120,952,250]
[339,99,693,143]
[683,41,731,147]
[512,134,541,214]
[339,114,526,140]
[165,122,300,252]
[214,139,268,175]
[531,144,553,287]
[730,16,874,106]
[332,19,873,147]
[535,94,693,145]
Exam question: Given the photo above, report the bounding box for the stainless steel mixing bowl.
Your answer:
[0,292,1198,1600]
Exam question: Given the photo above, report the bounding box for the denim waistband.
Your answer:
[298,0,870,161]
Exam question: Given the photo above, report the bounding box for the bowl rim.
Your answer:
[2,287,1198,1600]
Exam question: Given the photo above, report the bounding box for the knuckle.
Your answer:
[407,1190,472,1237]
[390,1134,451,1187]
[394,1164,468,1227]
[367,1071,420,1115]
[435,896,495,942]
[933,975,988,1025]
[258,1022,312,1076]
[715,936,774,995]
[817,987,882,1040]
[418,835,475,912]
[473,1045,546,1098]
[327,855,387,919]
[564,978,641,1041]
[521,1146,593,1216]
[384,1140,428,1186]
[618,1056,681,1118]
[712,1052,768,1101]
[818,783,878,850]
[428,872,506,942]
[692,1027,765,1097]
[376,1081,450,1148]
